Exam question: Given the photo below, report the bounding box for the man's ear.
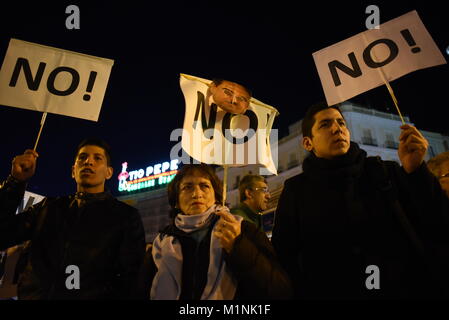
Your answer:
[302,136,314,152]
[244,188,253,200]
[71,165,75,179]
[106,166,113,180]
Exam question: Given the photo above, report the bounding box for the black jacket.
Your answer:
[0,177,146,299]
[139,216,293,300]
[272,143,449,299]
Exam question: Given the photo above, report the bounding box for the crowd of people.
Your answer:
[1,99,449,300]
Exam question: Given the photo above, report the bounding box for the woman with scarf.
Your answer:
[140,164,292,300]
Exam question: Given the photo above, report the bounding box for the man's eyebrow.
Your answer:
[318,117,345,124]
[223,86,250,98]
[78,152,105,158]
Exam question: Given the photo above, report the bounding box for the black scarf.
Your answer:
[302,142,367,188]
[74,191,112,201]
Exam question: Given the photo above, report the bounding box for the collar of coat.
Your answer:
[302,142,367,186]
[73,190,113,203]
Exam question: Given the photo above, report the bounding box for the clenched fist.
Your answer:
[398,124,428,174]
[11,149,39,182]
[213,206,242,254]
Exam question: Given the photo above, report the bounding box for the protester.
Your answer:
[140,164,292,300]
[272,103,449,299]
[0,138,145,299]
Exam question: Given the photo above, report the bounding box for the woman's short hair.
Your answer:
[167,164,223,216]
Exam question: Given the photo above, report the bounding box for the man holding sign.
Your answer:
[0,138,145,299]
[272,103,449,299]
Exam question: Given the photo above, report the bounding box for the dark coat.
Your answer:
[231,203,265,233]
[0,177,146,299]
[139,216,293,300]
[272,143,449,299]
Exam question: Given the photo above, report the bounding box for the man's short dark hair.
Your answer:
[75,138,112,166]
[167,164,223,217]
[301,102,344,138]
[239,174,266,202]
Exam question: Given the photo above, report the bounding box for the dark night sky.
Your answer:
[0,1,447,197]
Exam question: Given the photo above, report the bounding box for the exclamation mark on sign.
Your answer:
[83,71,97,101]
[400,29,421,53]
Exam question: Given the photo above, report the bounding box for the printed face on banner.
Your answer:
[0,39,114,121]
[208,80,250,115]
[312,10,447,106]
[178,74,278,175]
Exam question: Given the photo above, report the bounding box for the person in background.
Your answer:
[231,174,271,233]
[427,151,449,197]
[0,243,27,300]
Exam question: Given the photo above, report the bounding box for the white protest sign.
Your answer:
[179,74,279,175]
[16,191,45,214]
[313,10,447,106]
[0,38,114,121]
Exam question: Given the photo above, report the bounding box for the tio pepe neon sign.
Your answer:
[118,159,179,192]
